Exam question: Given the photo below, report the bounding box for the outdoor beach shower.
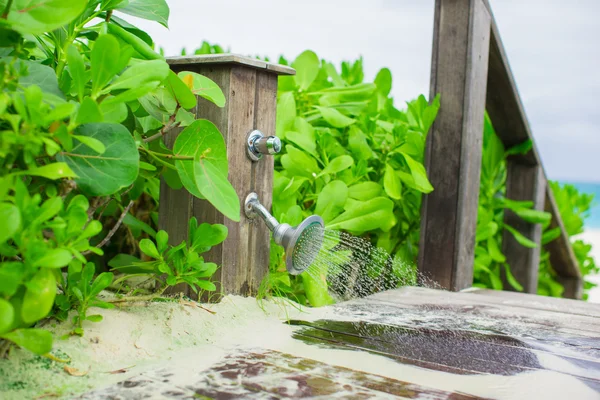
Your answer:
[245,192,324,275]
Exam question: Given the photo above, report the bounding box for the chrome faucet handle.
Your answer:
[246,130,281,161]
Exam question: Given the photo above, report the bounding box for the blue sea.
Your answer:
[562,181,600,230]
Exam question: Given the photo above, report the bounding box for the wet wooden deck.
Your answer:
[80,287,600,399]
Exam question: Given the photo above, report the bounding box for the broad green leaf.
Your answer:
[90,272,114,297]
[505,225,537,248]
[139,238,160,259]
[57,123,139,196]
[191,223,228,252]
[315,180,348,224]
[123,213,157,237]
[0,262,23,297]
[0,328,52,354]
[91,34,122,97]
[173,120,240,221]
[506,139,533,156]
[476,221,498,242]
[76,97,103,125]
[286,130,316,157]
[86,315,103,322]
[374,68,392,96]
[316,106,355,128]
[15,163,77,180]
[292,50,319,91]
[22,268,56,324]
[67,45,86,101]
[504,264,524,291]
[194,280,216,292]
[117,0,170,28]
[0,299,14,334]
[72,134,106,154]
[280,145,320,179]
[13,59,64,101]
[105,59,169,92]
[327,197,395,234]
[319,83,376,102]
[99,99,128,123]
[487,237,506,263]
[177,71,225,107]
[2,0,87,35]
[514,208,551,225]
[34,248,72,268]
[397,152,433,193]
[348,127,371,160]
[0,203,21,243]
[276,92,296,139]
[542,227,561,245]
[383,164,402,200]
[166,70,196,109]
[348,182,382,201]
[318,155,353,177]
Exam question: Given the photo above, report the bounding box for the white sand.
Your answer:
[577,229,600,303]
[1,295,597,400]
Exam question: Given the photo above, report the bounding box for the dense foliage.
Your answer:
[0,0,234,356]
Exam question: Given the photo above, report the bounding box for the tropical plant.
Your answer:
[0,0,234,356]
[473,114,552,291]
[539,182,598,299]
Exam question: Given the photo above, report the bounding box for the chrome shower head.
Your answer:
[245,193,324,275]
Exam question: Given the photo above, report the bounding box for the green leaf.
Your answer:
[156,230,169,253]
[383,164,402,200]
[191,223,228,252]
[316,106,355,128]
[67,45,86,101]
[315,180,348,224]
[487,237,506,263]
[91,34,122,97]
[0,203,21,243]
[86,315,103,322]
[280,145,319,179]
[22,268,56,324]
[15,163,76,180]
[99,100,128,123]
[90,272,114,297]
[505,139,533,156]
[476,221,498,242]
[503,264,524,291]
[0,298,14,334]
[514,208,551,225]
[374,68,392,96]
[318,155,353,177]
[505,225,537,248]
[327,197,395,234]
[166,70,196,109]
[276,92,296,139]
[397,152,433,193]
[105,59,169,92]
[348,127,371,160]
[117,0,170,28]
[173,120,240,221]
[292,50,319,91]
[34,248,72,268]
[0,262,23,297]
[139,238,160,259]
[72,134,106,154]
[177,71,225,107]
[13,59,64,102]
[57,123,139,196]
[542,227,561,245]
[302,263,335,307]
[194,280,216,292]
[286,130,316,157]
[2,0,87,35]
[123,213,157,237]
[348,182,382,201]
[76,97,103,125]
[0,328,52,355]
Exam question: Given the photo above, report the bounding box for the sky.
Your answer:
[121,0,600,183]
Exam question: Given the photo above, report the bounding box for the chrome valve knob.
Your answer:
[246,130,281,161]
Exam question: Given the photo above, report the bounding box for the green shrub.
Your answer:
[0,0,233,356]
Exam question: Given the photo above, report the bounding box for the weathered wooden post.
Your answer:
[418,0,491,291]
[159,55,294,299]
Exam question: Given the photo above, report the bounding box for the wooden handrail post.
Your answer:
[159,55,294,299]
[419,0,492,291]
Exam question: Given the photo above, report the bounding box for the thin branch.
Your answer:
[143,104,182,143]
[105,9,112,22]
[82,200,134,255]
[1,0,13,19]
[107,286,167,304]
[144,150,194,160]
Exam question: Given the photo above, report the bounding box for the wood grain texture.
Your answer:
[167,54,295,76]
[501,164,545,293]
[419,0,491,291]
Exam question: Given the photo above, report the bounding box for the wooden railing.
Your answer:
[418,0,582,298]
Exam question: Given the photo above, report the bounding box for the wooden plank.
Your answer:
[419,0,491,291]
[544,188,584,299]
[501,164,545,293]
[167,54,295,76]
[247,72,278,295]
[467,288,600,318]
